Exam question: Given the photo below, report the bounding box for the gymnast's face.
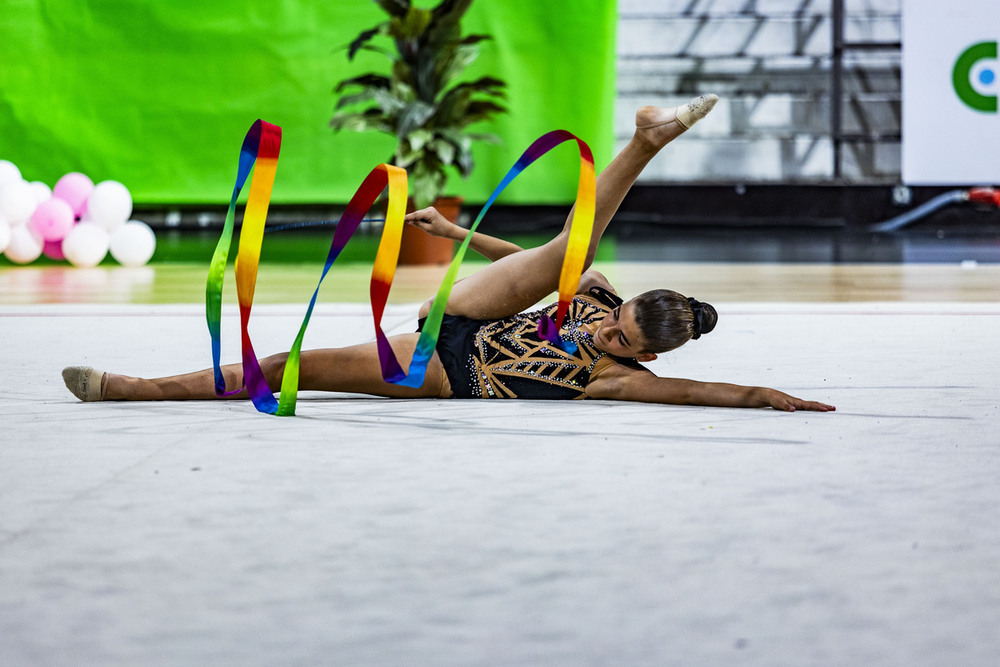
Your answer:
[595,301,657,362]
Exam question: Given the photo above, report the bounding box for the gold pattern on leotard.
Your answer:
[468,295,617,399]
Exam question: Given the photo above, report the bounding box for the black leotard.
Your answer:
[419,287,641,399]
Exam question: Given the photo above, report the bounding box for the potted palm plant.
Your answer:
[331,0,507,263]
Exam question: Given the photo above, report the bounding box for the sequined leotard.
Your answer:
[426,289,638,399]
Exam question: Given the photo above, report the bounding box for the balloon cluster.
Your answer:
[0,160,156,267]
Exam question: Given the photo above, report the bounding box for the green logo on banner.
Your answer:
[953,41,998,112]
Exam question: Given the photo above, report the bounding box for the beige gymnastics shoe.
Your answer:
[635,93,719,143]
[62,366,106,402]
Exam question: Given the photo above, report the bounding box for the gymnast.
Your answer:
[62,94,834,412]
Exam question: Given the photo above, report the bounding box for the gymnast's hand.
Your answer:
[404,207,460,240]
[758,388,836,412]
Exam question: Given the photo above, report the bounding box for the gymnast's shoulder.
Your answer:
[575,269,617,296]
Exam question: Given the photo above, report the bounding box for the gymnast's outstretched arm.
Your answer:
[404,207,524,262]
[585,364,836,412]
[404,207,615,295]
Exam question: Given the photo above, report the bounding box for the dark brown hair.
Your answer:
[630,289,718,353]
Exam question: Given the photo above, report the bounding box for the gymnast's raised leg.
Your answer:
[411,94,717,321]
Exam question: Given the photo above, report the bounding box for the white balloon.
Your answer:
[79,210,121,234]
[0,180,38,226]
[62,221,109,268]
[4,224,43,264]
[0,216,10,254]
[109,220,156,267]
[0,160,21,188]
[86,180,132,231]
[29,181,52,204]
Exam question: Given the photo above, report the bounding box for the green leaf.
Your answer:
[407,129,433,153]
[393,147,417,169]
[473,76,507,97]
[428,138,456,166]
[334,74,392,94]
[396,7,432,39]
[394,128,435,167]
[389,77,416,103]
[431,0,472,21]
[462,100,507,124]
[374,0,410,18]
[428,0,473,44]
[396,101,436,139]
[348,26,382,60]
[408,157,448,207]
[354,88,404,121]
[443,132,474,176]
[335,90,379,111]
[457,34,491,46]
[434,76,507,123]
[329,111,392,134]
[428,131,468,176]
[348,42,396,62]
[434,86,472,126]
[465,132,502,145]
[435,42,479,85]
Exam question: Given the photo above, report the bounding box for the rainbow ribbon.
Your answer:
[206,119,282,413]
[206,123,595,415]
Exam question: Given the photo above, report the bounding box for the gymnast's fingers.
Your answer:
[404,207,438,223]
[786,397,836,412]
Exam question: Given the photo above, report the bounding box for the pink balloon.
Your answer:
[53,172,94,218]
[43,239,66,260]
[29,197,76,241]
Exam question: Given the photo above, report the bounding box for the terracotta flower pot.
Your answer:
[399,196,461,265]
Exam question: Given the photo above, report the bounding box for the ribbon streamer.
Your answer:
[205,119,282,413]
[207,122,595,415]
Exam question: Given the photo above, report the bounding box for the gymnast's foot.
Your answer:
[62,366,107,402]
[635,93,718,147]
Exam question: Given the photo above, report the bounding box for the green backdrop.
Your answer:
[0,0,616,205]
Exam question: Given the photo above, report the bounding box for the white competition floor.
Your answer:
[2,299,999,666]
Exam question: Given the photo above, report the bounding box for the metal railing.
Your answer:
[617,0,902,183]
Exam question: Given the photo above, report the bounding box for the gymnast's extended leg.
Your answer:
[413,95,717,321]
[64,334,451,401]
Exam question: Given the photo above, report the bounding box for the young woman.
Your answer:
[63,95,834,412]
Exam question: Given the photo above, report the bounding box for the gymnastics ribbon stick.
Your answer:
[396,129,596,378]
[205,119,282,413]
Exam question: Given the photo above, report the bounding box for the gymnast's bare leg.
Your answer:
[83,334,450,402]
[413,94,717,321]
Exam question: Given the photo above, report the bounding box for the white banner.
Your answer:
[902,0,1000,184]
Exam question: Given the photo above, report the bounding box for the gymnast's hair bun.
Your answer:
[687,297,717,340]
